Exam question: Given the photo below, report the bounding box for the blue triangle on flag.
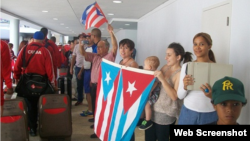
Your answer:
[101,61,120,101]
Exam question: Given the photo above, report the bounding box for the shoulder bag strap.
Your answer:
[45,39,50,48]
[22,44,41,69]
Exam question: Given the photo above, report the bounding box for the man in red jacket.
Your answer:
[14,31,55,136]
[1,40,14,115]
[40,27,61,89]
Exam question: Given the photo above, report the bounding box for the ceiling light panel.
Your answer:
[113,1,122,4]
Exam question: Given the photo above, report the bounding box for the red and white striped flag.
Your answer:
[81,2,108,30]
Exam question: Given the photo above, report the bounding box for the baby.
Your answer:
[139,56,161,130]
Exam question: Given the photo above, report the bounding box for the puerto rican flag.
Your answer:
[81,2,108,30]
[95,59,155,141]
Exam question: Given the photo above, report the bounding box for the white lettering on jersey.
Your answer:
[28,50,42,54]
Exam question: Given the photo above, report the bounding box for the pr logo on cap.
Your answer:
[222,80,233,91]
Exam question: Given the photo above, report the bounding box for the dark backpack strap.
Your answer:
[22,45,41,68]
[45,39,49,48]
[22,45,27,68]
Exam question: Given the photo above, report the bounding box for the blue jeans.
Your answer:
[178,104,218,125]
[83,69,91,93]
[75,66,84,102]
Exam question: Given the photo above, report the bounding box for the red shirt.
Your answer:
[1,40,12,106]
[44,39,61,68]
[14,42,55,83]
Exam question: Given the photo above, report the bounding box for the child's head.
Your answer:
[211,76,247,125]
[144,56,160,71]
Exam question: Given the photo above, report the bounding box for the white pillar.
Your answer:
[9,19,20,55]
[48,30,52,39]
[19,35,24,43]
[60,35,64,44]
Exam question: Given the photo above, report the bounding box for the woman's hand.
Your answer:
[200,83,212,99]
[183,75,194,90]
[154,70,164,82]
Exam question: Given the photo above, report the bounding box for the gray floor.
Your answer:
[29,99,145,141]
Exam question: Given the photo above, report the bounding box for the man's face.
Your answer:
[86,36,92,44]
[90,32,95,42]
[97,41,108,55]
[78,35,84,41]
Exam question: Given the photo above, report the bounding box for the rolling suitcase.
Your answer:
[58,77,72,106]
[0,96,29,141]
[38,94,72,141]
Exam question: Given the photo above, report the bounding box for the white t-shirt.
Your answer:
[177,63,215,112]
[83,46,93,69]
[72,44,84,68]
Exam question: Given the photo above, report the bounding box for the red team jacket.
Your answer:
[1,40,12,106]
[14,42,55,83]
[42,39,61,84]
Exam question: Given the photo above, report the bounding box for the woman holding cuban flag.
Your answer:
[145,43,193,141]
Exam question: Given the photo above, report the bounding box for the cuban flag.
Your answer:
[95,59,155,141]
[81,2,108,30]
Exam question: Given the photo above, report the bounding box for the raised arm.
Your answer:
[107,24,118,56]
[79,39,87,58]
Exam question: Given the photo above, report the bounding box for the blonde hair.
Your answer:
[145,56,160,70]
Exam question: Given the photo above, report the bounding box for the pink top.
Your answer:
[85,52,116,83]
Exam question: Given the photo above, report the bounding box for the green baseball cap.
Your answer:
[212,76,246,105]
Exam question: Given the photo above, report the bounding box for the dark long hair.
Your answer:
[168,42,193,63]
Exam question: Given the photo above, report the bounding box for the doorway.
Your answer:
[202,0,232,64]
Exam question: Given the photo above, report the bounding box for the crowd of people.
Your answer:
[0,24,248,141]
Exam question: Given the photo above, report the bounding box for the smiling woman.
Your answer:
[177,32,218,125]
[145,42,192,141]
[119,38,138,68]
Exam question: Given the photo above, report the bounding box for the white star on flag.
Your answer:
[104,71,111,85]
[126,81,137,96]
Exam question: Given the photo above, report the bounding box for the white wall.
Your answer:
[137,0,250,124]
[110,29,137,64]
[0,29,10,39]
[229,0,250,124]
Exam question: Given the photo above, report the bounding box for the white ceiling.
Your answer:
[0,0,168,37]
